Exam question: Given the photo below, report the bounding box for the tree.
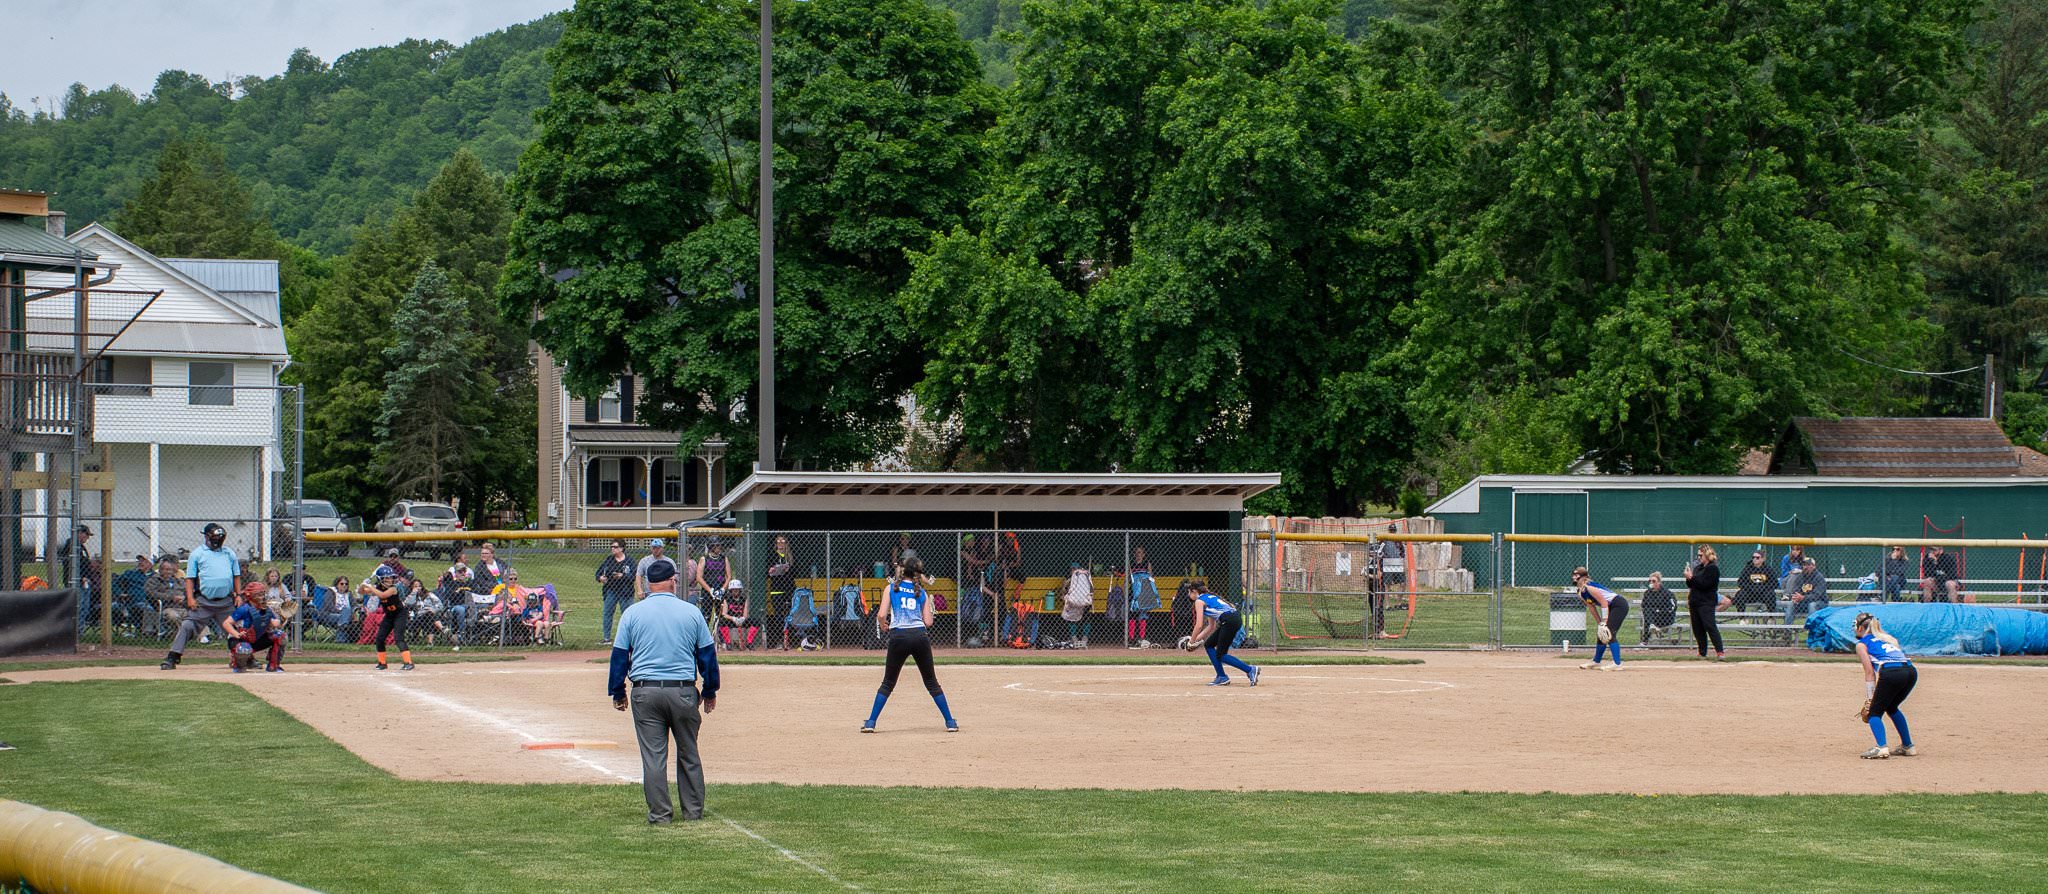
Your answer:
[1397,0,1976,479]
[1920,0,2048,412]
[904,0,1443,514]
[292,150,529,521]
[503,0,992,475]
[116,137,275,259]
[378,263,486,501]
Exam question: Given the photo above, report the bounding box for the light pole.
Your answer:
[758,0,776,472]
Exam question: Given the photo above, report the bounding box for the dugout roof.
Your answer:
[719,471,1279,530]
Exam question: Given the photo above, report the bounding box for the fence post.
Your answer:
[1499,527,1515,646]
[823,531,832,650]
[291,386,304,652]
[953,528,963,648]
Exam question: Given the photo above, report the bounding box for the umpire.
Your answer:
[607,558,720,824]
[160,523,240,671]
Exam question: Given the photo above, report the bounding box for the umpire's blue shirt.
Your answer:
[608,592,718,700]
[186,545,241,603]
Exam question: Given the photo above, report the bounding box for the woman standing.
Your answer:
[1684,545,1727,661]
[1572,567,1627,670]
[1182,581,1259,686]
[862,557,959,733]
[1854,612,1917,759]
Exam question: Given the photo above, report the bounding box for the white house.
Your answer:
[532,345,729,530]
[25,223,290,561]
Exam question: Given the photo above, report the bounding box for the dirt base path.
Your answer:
[13,653,2046,795]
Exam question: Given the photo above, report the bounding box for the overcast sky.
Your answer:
[2,0,573,114]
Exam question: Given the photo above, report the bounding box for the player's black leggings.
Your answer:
[1871,662,1917,715]
[878,628,943,697]
[1687,597,1724,655]
[375,606,408,651]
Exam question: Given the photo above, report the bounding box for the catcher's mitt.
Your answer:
[1856,698,1873,722]
[1595,623,1613,644]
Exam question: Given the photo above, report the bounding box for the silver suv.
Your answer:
[278,499,350,556]
[374,501,463,557]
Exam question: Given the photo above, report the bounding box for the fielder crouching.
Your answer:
[226,583,285,673]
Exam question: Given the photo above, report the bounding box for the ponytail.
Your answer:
[1855,613,1901,649]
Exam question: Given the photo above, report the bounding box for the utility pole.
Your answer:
[757,0,776,472]
[1985,354,1996,420]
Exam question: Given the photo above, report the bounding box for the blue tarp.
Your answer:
[1805,602,2048,656]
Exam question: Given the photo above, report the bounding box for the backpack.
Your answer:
[1130,571,1161,611]
[834,584,866,621]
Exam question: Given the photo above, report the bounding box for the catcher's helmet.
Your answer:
[202,523,227,548]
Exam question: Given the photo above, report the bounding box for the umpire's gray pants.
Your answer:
[631,684,704,823]
[169,601,234,654]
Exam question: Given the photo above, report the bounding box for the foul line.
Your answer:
[373,678,862,891]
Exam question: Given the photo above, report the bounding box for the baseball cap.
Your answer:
[645,559,677,584]
[383,547,401,558]
[725,578,745,591]
[650,539,665,549]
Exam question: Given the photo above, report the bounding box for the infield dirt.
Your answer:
[10,652,2045,795]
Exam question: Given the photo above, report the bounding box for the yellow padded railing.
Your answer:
[0,799,317,893]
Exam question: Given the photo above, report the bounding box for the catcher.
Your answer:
[1853,612,1918,759]
[1572,566,1627,671]
[224,582,284,673]
[1180,580,1259,687]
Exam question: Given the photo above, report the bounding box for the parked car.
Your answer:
[276,499,351,557]
[670,509,738,553]
[374,501,464,558]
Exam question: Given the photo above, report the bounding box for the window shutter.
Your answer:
[620,377,635,423]
[583,393,598,423]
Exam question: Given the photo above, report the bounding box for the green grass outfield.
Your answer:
[4,680,2046,893]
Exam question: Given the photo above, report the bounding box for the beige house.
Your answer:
[532,344,727,529]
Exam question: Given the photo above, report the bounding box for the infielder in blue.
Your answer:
[1184,581,1259,686]
[863,557,959,733]
[1854,612,1917,759]
[1573,566,1627,670]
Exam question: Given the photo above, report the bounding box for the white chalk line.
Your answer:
[372,678,863,891]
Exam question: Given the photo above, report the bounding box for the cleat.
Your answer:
[230,666,245,674]
[1247,666,1261,687]
[860,724,876,734]
[1860,746,1891,760]
[401,663,415,671]
[159,660,176,671]
[376,662,389,670]
[1600,663,1623,671]
[946,721,960,732]
[1208,677,1231,686]
[1579,661,1600,670]
[265,667,283,673]
[1891,745,1917,757]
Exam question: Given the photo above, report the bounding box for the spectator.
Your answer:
[718,579,758,650]
[1060,563,1093,647]
[473,542,512,594]
[112,554,152,636]
[1777,545,1807,598]
[489,569,531,642]
[1683,544,1726,661]
[405,577,450,646]
[596,538,636,645]
[309,575,355,643]
[224,585,284,673]
[959,534,990,591]
[371,548,410,585]
[1127,547,1160,648]
[959,552,997,647]
[524,583,561,644]
[1102,567,1127,648]
[437,561,484,641]
[60,525,97,632]
[695,539,731,605]
[1881,546,1913,602]
[261,568,293,611]
[765,535,797,650]
[888,532,916,573]
[145,556,185,639]
[634,539,673,601]
[1920,545,1963,603]
[1783,557,1829,625]
[1640,571,1678,639]
[1731,550,1778,612]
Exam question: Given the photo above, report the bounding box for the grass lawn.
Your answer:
[4,680,2047,893]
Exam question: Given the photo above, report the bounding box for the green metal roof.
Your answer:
[0,218,97,262]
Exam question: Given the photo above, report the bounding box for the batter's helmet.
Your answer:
[202,523,227,547]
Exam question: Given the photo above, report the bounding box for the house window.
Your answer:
[583,457,641,507]
[91,357,152,397]
[655,459,685,506]
[188,361,233,406]
[598,381,622,423]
